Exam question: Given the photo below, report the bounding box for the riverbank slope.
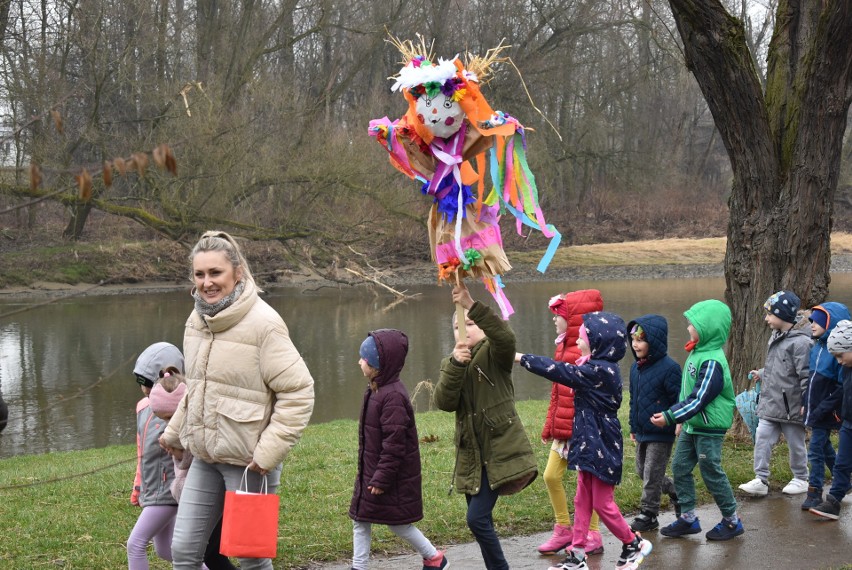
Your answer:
[3,233,852,300]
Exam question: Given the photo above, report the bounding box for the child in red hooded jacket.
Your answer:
[536,291,604,557]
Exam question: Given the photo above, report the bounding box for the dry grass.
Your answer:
[831,232,852,253]
[518,232,852,268]
[550,237,726,266]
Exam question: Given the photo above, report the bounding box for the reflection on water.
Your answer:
[2,274,851,458]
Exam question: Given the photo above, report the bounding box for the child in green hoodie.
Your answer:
[651,299,743,541]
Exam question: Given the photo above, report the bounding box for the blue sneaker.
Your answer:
[705,518,744,541]
[660,516,701,537]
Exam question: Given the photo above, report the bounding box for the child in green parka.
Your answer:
[651,299,743,541]
[433,281,538,570]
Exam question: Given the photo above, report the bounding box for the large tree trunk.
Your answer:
[667,0,852,388]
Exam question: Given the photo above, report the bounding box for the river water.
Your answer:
[2,274,851,459]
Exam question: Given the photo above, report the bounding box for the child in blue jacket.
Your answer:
[810,319,852,520]
[627,315,682,532]
[801,302,851,509]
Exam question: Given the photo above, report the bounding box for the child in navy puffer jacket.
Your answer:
[801,302,851,510]
[627,315,682,532]
[518,312,652,570]
[536,291,605,557]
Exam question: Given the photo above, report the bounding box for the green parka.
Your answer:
[434,301,538,495]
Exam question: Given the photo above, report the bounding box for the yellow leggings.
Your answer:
[544,449,600,531]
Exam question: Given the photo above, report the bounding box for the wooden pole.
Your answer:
[455,270,467,342]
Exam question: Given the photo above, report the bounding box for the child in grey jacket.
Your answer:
[738,291,811,497]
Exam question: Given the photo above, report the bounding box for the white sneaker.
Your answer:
[782,478,809,495]
[739,478,769,496]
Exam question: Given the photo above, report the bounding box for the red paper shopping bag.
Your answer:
[220,470,280,558]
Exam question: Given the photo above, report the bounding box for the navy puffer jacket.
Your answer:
[521,311,627,485]
[349,329,423,525]
[804,302,851,428]
[628,315,681,443]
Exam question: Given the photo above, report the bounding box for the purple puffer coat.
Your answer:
[348,329,423,524]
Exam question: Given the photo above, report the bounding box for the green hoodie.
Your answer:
[677,299,736,436]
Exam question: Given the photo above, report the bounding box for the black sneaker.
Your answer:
[810,495,841,520]
[630,511,659,532]
[801,487,822,510]
[615,534,652,569]
[549,551,588,570]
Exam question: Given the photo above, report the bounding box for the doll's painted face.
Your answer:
[415,92,465,139]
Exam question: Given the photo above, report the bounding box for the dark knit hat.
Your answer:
[809,307,829,330]
[827,320,852,354]
[359,335,380,369]
[764,290,800,324]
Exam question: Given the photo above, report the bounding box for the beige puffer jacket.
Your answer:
[162,278,314,470]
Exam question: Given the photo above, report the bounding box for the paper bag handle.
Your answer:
[238,466,268,495]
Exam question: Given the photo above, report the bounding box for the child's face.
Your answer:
[576,335,591,357]
[764,312,789,330]
[153,410,172,421]
[554,315,567,336]
[632,336,649,359]
[140,385,151,397]
[810,321,827,339]
[358,357,378,379]
[454,314,486,348]
[834,351,852,367]
[687,323,699,343]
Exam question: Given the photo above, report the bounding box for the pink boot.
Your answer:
[537,523,573,554]
[585,530,604,555]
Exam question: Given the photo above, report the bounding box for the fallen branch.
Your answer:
[344,267,418,300]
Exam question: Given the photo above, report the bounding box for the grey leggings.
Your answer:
[352,521,438,569]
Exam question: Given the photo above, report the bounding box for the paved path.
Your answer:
[311,494,852,570]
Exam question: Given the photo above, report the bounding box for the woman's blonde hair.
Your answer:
[189,230,253,282]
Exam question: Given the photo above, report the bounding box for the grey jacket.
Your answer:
[136,403,177,507]
[756,326,811,423]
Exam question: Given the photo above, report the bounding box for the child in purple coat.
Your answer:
[348,329,448,570]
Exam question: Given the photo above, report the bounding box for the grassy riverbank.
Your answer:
[0,399,789,569]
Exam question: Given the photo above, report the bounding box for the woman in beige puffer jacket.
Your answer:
[161,231,314,570]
